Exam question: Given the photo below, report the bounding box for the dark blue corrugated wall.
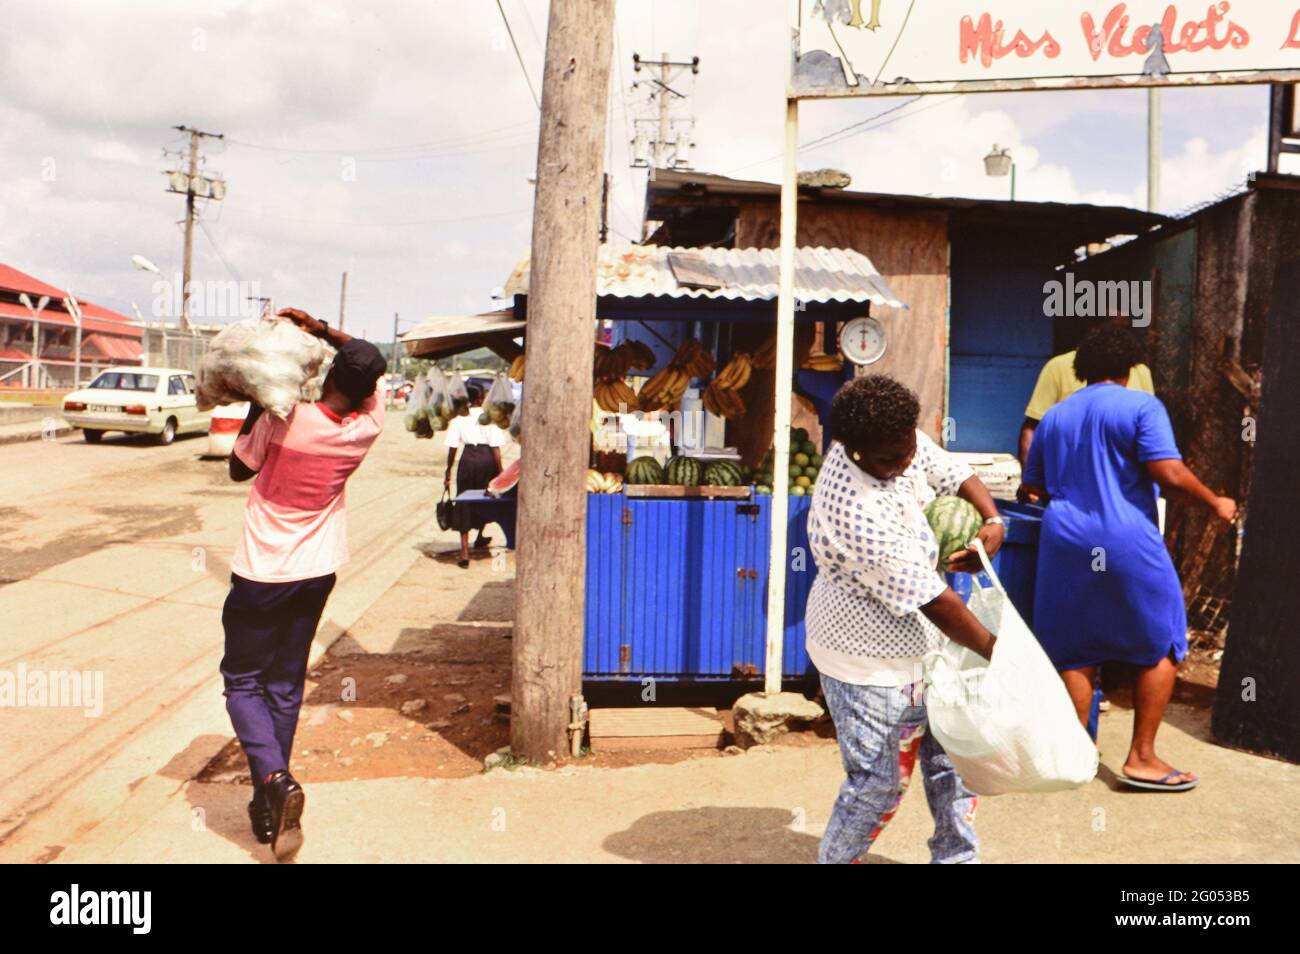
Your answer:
[947,227,1062,454]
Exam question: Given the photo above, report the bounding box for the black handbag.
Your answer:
[436,490,453,531]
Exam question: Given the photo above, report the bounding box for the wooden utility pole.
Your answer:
[168,125,224,331]
[512,0,614,761]
[182,129,199,331]
[631,52,699,170]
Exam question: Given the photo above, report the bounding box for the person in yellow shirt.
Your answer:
[1018,350,1154,467]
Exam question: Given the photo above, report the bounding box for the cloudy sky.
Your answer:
[0,1,1288,342]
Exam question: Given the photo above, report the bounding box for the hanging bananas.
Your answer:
[617,339,656,371]
[752,336,777,370]
[672,337,715,379]
[594,378,640,413]
[714,352,753,391]
[703,380,747,419]
[637,365,690,411]
[801,352,845,372]
[508,354,526,382]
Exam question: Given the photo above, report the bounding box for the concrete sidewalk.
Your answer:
[0,410,70,445]
[45,699,1300,863]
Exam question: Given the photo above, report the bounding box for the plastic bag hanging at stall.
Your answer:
[923,540,1099,795]
[426,368,452,431]
[446,369,470,412]
[481,372,516,430]
[416,373,440,439]
[196,317,333,419]
[404,372,427,433]
[507,397,523,441]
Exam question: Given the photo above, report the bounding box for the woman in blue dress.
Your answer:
[1022,326,1236,792]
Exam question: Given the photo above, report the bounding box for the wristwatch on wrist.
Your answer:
[315,318,329,339]
[983,516,1005,527]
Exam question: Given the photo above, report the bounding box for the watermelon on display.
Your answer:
[665,456,702,486]
[487,460,520,497]
[626,456,665,485]
[702,460,743,487]
[924,495,984,571]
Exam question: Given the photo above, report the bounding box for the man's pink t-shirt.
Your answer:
[231,386,385,583]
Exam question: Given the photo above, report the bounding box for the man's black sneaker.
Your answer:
[264,771,305,861]
[248,792,273,845]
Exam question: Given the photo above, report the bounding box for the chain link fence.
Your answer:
[141,324,219,372]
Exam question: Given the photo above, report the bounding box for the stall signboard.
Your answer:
[792,1,1300,98]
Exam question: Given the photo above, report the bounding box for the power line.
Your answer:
[496,0,540,110]
[805,94,959,153]
[727,94,956,175]
[198,220,245,285]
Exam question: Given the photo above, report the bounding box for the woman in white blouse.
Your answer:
[806,375,1003,864]
[443,385,505,567]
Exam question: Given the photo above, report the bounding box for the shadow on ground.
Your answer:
[603,806,838,864]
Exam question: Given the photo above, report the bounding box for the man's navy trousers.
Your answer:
[220,572,336,792]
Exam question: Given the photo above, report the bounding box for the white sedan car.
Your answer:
[62,367,212,444]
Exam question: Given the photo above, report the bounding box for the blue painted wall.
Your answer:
[947,228,1063,454]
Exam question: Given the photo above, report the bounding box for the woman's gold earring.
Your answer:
[852,451,862,462]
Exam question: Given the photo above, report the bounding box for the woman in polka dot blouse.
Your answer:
[807,375,1004,864]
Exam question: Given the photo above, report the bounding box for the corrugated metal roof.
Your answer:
[0,263,143,335]
[399,309,524,359]
[502,244,905,308]
[83,333,143,361]
[400,309,522,344]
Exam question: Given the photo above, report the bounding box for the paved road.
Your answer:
[0,421,439,849]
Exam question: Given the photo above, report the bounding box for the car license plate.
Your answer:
[89,404,117,413]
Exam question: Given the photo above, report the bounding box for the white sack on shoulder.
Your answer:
[196,318,333,419]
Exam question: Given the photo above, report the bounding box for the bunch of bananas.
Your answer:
[701,351,752,420]
[801,352,845,372]
[595,378,640,413]
[594,343,631,381]
[508,354,526,382]
[672,337,715,379]
[586,469,624,494]
[637,365,691,411]
[703,381,746,419]
[752,336,777,370]
[714,352,753,390]
[593,339,656,413]
[618,339,656,371]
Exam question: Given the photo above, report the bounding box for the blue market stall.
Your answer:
[506,244,1024,683]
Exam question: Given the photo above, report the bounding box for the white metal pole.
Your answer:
[764,95,799,695]
[1148,88,1162,213]
[67,294,82,388]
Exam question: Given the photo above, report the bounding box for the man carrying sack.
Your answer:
[223,307,387,861]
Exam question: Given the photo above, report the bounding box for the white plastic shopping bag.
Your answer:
[924,539,1099,795]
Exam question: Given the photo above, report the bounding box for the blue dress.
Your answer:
[1023,384,1187,670]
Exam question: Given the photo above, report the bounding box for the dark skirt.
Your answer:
[450,444,499,534]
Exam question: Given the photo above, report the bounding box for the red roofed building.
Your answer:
[0,263,143,388]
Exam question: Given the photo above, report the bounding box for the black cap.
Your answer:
[330,339,387,402]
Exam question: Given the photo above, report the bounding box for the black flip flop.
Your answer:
[1119,770,1199,792]
[457,558,470,569]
